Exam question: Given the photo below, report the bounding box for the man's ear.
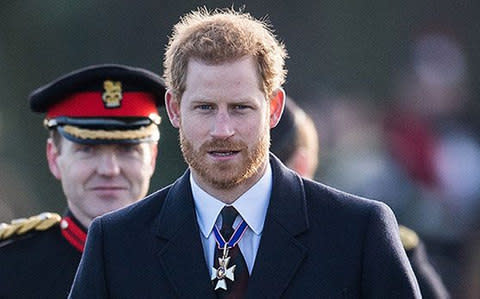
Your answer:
[269,88,286,128]
[46,138,61,180]
[165,89,181,128]
[149,144,158,175]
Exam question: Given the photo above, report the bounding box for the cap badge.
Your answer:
[102,80,123,108]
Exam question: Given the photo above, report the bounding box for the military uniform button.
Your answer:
[60,219,69,230]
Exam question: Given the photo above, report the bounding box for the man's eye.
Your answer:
[197,104,213,110]
[118,144,138,153]
[233,104,252,112]
[77,145,94,153]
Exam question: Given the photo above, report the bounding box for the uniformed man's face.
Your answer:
[46,137,157,228]
[166,56,284,199]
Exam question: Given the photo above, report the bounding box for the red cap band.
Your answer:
[46,92,158,118]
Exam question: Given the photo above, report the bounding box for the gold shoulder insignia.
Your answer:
[0,212,61,240]
[399,225,419,251]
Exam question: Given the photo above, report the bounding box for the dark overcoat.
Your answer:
[69,155,420,298]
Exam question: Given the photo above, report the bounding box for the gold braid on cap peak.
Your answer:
[63,123,160,141]
[0,212,61,240]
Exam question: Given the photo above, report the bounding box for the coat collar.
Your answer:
[247,154,309,297]
[154,170,216,298]
[266,154,309,236]
[154,154,309,298]
[60,210,87,253]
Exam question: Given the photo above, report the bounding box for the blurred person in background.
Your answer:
[383,27,480,298]
[271,97,449,299]
[311,93,416,219]
[270,97,319,179]
[310,27,478,298]
[0,64,165,298]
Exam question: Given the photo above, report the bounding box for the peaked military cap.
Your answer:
[29,64,166,144]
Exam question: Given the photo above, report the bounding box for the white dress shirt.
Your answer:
[191,164,272,275]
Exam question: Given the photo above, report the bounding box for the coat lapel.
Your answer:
[152,156,309,298]
[247,155,309,298]
[154,171,216,298]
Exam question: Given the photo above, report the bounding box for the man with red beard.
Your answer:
[70,8,420,298]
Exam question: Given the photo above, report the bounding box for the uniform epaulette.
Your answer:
[399,225,419,251]
[0,212,61,240]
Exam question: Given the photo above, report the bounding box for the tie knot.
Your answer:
[220,206,238,239]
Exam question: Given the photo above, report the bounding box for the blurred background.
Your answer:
[1,1,479,297]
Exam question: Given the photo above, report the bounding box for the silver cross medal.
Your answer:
[211,244,236,290]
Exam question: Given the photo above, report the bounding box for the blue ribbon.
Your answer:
[213,220,248,249]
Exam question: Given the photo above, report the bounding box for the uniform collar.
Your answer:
[192,163,272,238]
[60,210,87,252]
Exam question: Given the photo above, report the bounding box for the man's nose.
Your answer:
[97,152,121,176]
[210,111,235,139]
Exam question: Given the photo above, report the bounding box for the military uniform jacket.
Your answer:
[0,211,86,299]
[69,155,421,298]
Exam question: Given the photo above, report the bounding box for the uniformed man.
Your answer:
[0,64,165,298]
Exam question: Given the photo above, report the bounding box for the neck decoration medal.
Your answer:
[211,220,248,290]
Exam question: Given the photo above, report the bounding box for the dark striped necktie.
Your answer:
[213,206,249,298]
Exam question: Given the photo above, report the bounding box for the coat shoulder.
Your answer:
[98,184,172,228]
[303,178,391,213]
[300,178,399,236]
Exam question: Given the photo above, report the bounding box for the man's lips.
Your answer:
[207,149,241,157]
[89,186,127,191]
[208,151,240,157]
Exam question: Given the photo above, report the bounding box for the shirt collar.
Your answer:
[192,163,272,238]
